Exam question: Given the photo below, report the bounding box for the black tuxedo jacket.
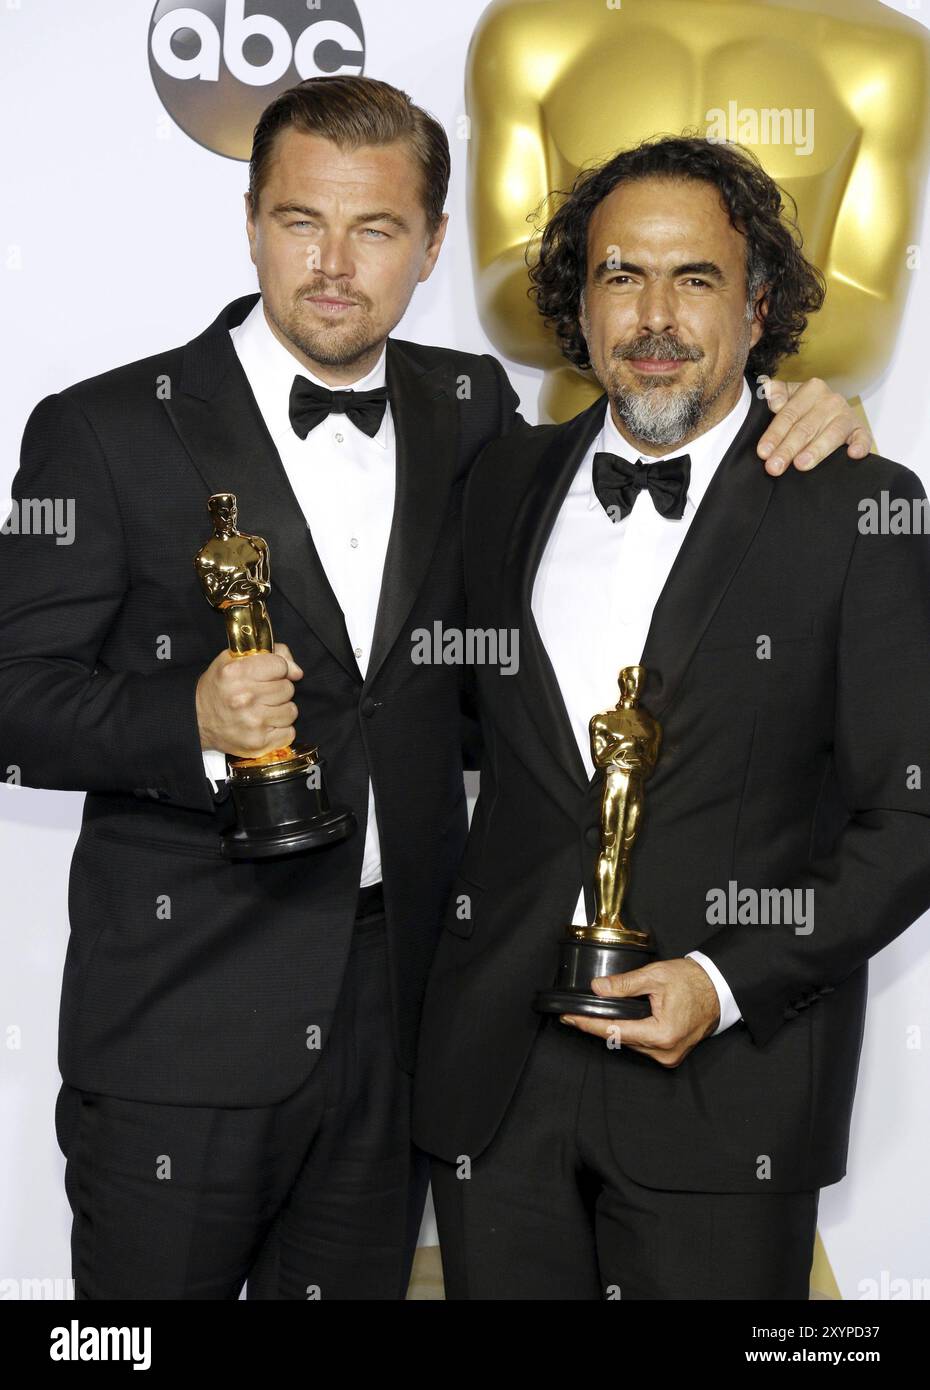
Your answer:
[0,293,519,1105]
[413,381,930,1192]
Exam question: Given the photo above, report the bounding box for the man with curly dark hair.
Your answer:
[530,134,825,387]
[414,135,930,1299]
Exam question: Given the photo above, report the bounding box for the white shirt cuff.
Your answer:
[687,950,743,1035]
[202,748,228,794]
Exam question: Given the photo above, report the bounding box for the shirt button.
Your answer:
[350,537,359,549]
[354,646,363,659]
[335,432,344,444]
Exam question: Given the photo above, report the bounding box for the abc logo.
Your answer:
[149,1,366,159]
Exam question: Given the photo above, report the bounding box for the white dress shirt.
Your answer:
[202,297,394,888]
[531,378,753,1034]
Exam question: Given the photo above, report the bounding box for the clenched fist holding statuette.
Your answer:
[194,492,355,860]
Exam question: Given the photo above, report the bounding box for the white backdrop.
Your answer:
[1,0,928,1300]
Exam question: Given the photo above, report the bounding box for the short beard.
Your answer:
[610,376,707,447]
[265,288,383,372]
[583,285,757,447]
[604,319,751,448]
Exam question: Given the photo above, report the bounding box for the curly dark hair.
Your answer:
[528,134,825,380]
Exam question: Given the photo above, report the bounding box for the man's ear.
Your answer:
[418,212,449,284]
[749,285,770,348]
[244,191,257,261]
[578,288,590,344]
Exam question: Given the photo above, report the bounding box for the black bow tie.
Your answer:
[289,376,388,440]
[592,451,691,523]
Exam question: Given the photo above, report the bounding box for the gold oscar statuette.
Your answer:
[194,492,356,860]
[535,665,659,1019]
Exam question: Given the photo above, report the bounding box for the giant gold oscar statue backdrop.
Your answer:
[467,0,930,426]
[464,0,930,1299]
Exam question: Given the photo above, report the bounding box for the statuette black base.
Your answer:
[534,937,654,1020]
[221,757,355,861]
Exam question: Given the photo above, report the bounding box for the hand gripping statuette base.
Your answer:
[194,492,356,861]
[535,665,660,1020]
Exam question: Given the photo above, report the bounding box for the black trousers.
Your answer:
[430,1017,819,1300]
[55,885,428,1300]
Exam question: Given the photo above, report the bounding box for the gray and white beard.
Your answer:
[601,300,755,449]
[609,379,706,447]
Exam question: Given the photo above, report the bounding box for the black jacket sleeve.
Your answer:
[0,392,219,815]
[700,464,930,1047]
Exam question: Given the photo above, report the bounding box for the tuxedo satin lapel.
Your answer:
[165,295,361,682]
[498,395,608,804]
[640,387,776,717]
[364,342,459,688]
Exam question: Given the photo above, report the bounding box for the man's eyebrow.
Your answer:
[352,209,410,231]
[591,258,727,283]
[269,202,410,231]
[270,202,321,219]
